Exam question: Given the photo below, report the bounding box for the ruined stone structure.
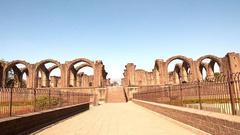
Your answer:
[0,58,108,88]
[122,52,240,86]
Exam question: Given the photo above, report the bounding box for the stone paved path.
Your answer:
[34,102,204,135]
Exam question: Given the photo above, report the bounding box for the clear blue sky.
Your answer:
[0,0,240,81]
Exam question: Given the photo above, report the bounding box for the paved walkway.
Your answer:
[34,102,204,135]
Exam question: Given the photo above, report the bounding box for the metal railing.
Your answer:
[0,88,92,118]
[133,73,240,115]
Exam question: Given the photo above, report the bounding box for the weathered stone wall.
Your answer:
[133,99,240,135]
[0,103,90,135]
[122,52,240,86]
[0,58,108,88]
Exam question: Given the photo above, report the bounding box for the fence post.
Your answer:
[228,74,236,115]
[48,88,51,109]
[197,81,203,110]
[59,91,62,107]
[34,89,36,112]
[180,84,183,106]
[9,87,13,117]
[67,91,69,105]
[168,85,172,104]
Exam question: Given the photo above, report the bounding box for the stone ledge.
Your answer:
[133,99,240,135]
[0,102,90,135]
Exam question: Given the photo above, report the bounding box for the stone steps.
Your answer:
[106,86,126,103]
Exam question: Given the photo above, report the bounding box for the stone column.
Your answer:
[76,74,82,87]
[94,60,103,87]
[50,76,58,87]
[125,63,136,86]
[0,63,4,87]
[225,52,240,74]
[154,59,167,85]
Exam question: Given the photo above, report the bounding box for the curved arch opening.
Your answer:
[5,63,29,88]
[199,58,220,81]
[167,59,191,84]
[68,61,94,87]
[35,62,61,88]
[49,67,61,88]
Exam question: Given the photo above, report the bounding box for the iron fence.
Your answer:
[133,73,240,115]
[0,88,92,118]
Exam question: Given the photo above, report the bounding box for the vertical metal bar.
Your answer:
[67,91,69,105]
[9,88,13,116]
[48,88,51,108]
[59,91,62,107]
[180,84,183,106]
[198,81,203,110]
[228,74,236,115]
[34,89,36,112]
[168,86,172,104]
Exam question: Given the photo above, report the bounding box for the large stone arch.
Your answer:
[34,59,62,88]
[5,60,29,71]
[48,65,59,73]
[4,60,30,88]
[75,63,92,73]
[68,58,94,69]
[165,55,193,83]
[66,58,95,87]
[166,55,192,67]
[197,55,222,68]
[197,55,222,81]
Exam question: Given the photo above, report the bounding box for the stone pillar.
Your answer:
[50,76,58,87]
[69,70,76,87]
[93,61,103,88]
[38,78,42,88]
[182,67,188,82]
[0,63,4,87]
[125,63,136,86]
[225,52,240,74]
[206,63,214,80]
[27,64,34,88]
[59,64,67,88]
[76,74,82,87]
[40,70,49,87]
[154,59,167,85]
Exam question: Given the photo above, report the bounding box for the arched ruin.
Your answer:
[0,58,108,88]
[122,52,240,86]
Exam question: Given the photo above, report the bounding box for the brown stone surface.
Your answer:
[34,102,204,135]
[106,86,126,103]
[133,99,240,135]
[0,58,109,88]
[122,52,240,87]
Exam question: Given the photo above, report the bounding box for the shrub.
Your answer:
[35,96,63,110]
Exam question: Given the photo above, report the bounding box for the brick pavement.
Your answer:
[34,102,206,135]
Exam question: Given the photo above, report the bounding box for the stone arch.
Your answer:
[4,60,30,88]
[166,55,192,68]
[68,58,94,69]
[67,58,95,87]
[35,59,61,71]
[197,55,222,68]
[199,63,208,80]
[5,60,29,72]
[34,59,62,88]
[173,64,182,84]
[75,63,92,73]
[165,55,192,83]
[197,55,222,81]
[48,65,58,73]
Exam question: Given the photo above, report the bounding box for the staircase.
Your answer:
[106,86,127,103]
